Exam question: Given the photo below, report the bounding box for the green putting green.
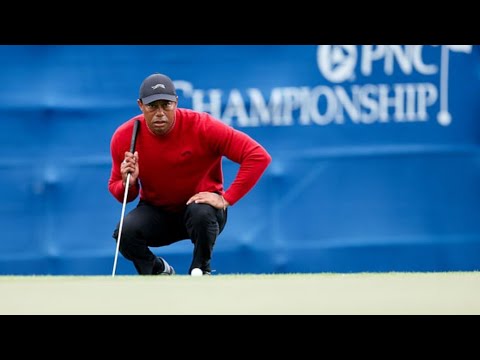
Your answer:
[1,272,479,314]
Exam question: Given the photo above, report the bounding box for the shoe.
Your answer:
[158,257,175,275]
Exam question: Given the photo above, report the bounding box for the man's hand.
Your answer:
[121,151,139,187]
[187,192,229,210]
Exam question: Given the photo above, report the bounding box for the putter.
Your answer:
[112,119,140,277]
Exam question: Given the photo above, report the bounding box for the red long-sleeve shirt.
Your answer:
[108,108,271,212]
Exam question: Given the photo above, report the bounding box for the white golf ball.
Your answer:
[191,268,203,277]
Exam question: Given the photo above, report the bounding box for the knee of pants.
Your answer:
[112,225,138,251]
[185,202,218,228]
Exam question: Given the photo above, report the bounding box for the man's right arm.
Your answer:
[108,132,140,203]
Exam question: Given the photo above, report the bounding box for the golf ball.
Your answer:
[191,268,203,276]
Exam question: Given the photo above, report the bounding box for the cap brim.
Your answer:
[142,94,177,104]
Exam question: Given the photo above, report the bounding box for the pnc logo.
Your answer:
[316,45,474,126]
[316,45,357,83]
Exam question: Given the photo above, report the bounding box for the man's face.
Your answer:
[139,99,177,136]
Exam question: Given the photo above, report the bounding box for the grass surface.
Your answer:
[1,272,479,314]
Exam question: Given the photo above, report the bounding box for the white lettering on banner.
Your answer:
[317,45,357,82]
[357,45,438,76]
[176,82,438,127]
[173,45,472,128]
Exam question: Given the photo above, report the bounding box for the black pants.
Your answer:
[113,200,227,275]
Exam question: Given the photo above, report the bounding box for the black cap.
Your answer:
[139,73,177,104]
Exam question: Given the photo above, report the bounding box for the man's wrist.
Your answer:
[123,180,138,188]
[221,195,229,211]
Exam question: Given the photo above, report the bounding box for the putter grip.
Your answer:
[130,119,140,153]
